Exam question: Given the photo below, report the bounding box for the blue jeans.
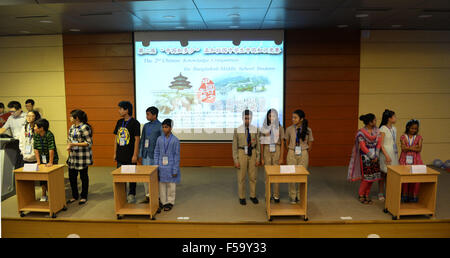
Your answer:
[142,157,155,196]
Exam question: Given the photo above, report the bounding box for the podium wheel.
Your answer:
[117,215,123,220]
[304,217,309,221]
[268,217,272,222]
[383,208,388,213]
[20,212,26,217]
[392,215,397,220]
[52,213,57,219]
[62,206,67,211]
[151,216,156,220]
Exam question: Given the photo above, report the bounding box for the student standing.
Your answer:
[232,109,261,205]
[348,113,382,205]
[138,106,163,203]
[33,118,59,202]
[154,119,180,211]
[25,99,42,116]
[260,108,284,203]
[378,109,398,201]
[399,119,423,203]
[25,99,35,112]
[0,102,12,128]
[66,110,93,205]
[284,109,313,204]
[20,110,41,164]
[113,101,141,203]
[0,101,27,168]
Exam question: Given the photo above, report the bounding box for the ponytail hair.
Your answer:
[70,109,93,133]
[359,113,376,126]
[293,109,308,141]
[379,109,395,128]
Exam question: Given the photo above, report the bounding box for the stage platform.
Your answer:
[2,166,450,238]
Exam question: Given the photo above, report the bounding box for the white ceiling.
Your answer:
[0,0,449,36]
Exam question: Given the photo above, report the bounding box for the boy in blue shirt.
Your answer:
[138,106,162,203]
[154,119,180,212]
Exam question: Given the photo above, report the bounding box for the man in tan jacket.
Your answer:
[232,110,260,205]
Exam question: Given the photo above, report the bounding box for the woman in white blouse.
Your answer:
[378,109,399,201]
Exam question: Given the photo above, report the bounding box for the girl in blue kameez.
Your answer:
[154,118,180,211]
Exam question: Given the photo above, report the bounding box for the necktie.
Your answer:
[247,127,252,156]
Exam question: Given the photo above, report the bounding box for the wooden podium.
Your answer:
[384,165,440,220]
[112,165,159,220]
[14,164,67,218]
[265,165,309,221]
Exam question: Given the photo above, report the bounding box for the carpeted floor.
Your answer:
[1,166,449,222]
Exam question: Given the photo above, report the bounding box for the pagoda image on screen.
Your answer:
[169,73,192,92]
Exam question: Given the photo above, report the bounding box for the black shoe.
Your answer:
[79,199,87,205]
[274,197,280,203]
[250,197,259,204]
[239,198,246,205]
[164,203,173,211]
[295,197,299,202]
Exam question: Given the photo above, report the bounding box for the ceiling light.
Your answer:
[69,28,80,32]
[228,13,240,18]
[40,20,53,23]
[175,26,185,29]
[19,30,30,34]
[229,25,240,29]
[355,14,369,18]
[418,14,432,18]
[391,24,402,28]
[337,24,348,28]
[163,15,175,19]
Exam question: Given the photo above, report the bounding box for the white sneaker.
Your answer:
[290,198,296,204]
[127,194,136,203]
[40,196,48,202]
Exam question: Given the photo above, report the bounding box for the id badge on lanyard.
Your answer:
[42,155,47,164]
[24,125,33,154]
[244,146,248,155]
[406,155,414,165]
[25,144,32,155]
[390,128,398,154]
[406,135,415,165]
[144,139,149,148]
[162,156,169,165]
[295,146,302,156]
[162,135,172,166]
[269,144,276,153]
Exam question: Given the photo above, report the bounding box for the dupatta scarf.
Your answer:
[347,127,380,181]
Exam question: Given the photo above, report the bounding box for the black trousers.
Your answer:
[69,167,89,200]
[117,161,136,196]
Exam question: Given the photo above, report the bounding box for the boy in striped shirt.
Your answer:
[34,118,59,202]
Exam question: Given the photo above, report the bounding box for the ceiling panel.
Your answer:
[133,9,204,23]
[116,0,197,11]
[193,0,271,9]
[199,8,267,23]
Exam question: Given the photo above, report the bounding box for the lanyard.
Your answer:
[295,126,302,145]
[407,135,416,147]
[26,124,33,141]
[73,125,80,139]
[163,134,172,155]
[388,127,396,142]
[146,122,155,138]
[121,118,131,129]
[39,134,48,153]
